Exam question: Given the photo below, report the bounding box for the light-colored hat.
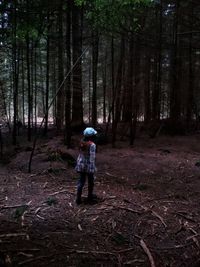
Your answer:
[83,127,97,136]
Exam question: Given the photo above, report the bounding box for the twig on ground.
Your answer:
[17,252,33,258]
[21,211,27,227]
[175,212,196,222]
[18,256,49,266]
[75,250,116,256]
[124,259,145,265]
[0,233,27,238]
[0,201,32,209]
[103,196,117,200]
[188,228,198,235]
[151,241,194,250]
[104,203,142,214]
[43,182,48,188]
[49,189,74,196]
[151,211,167,228]
[140,239,156,267]
[105,172,117,178]
[118,206,142,214]
[0,248,40,252]
[36,214,45,220]
[116,248,135,253]
[35,207,41,214]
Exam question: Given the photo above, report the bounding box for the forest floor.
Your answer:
[0,132,200,267]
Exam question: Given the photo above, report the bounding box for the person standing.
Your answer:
[75,127,97,204]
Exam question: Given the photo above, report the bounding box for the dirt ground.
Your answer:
[1,133,200,267]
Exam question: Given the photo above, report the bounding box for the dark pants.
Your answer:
[77,172,94,198]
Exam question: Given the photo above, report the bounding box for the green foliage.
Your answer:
[45,197,58,206]
[75,0,152,34]
[133,183,150,191]
[48,151,62,161]
[13,205,28,219]
[48,167,61,175]
[112,232,128,245]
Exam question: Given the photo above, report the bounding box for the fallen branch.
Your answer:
[140,239,156,267]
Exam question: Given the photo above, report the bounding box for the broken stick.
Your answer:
[140,239,156,267]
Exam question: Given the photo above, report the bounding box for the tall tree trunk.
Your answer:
[26,0,32,141]
[88,58,91,123]
[130,36,141,146]
[56,0,64,131]
[21,48,25,125]
[170,0,180,120]
[34,46,37,130]
[186,4,194,128]
[44,12,50,135]
[152,1,162,121]
[127,35,134,145]
[65,0,72,147]
[92,31,99,127]
[12,0,18,145]
[72,2,83,126]
[105,36,115,136]
[144,50,151,123]
[112,35,125,147]
[102,50,107,123]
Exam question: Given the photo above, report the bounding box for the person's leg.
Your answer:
[76,172,86,204]
[87,173,95,201]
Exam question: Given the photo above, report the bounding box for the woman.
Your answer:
[75,127,97,204]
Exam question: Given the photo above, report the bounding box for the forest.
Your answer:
[0,0,200,266]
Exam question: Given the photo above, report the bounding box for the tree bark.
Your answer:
[65,0,72,147]
[92,31,99,127]
[72,2,83,126]
[56,0,64,130]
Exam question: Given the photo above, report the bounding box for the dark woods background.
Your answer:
[0,0,200,147]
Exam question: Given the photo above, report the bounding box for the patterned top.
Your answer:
[75,141,96,173]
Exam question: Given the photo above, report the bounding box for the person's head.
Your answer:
[83,127,97,141]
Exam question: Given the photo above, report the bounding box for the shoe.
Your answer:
[76,197,82,205]
[88,193,97,199]
[87,194,98,204]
